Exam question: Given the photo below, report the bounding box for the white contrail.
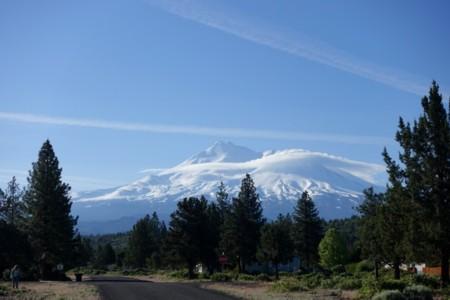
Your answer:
[0,111,391,145]
[146,0,435,96]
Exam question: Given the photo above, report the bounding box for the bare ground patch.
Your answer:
[0,281,99,300]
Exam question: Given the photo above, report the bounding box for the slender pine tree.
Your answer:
[292,191,323,270]
[221,174,264,273]
[24,140,77,279]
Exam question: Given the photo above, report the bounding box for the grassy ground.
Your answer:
[0,280,99,300]
[200,281,348,300]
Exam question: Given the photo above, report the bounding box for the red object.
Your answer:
[219,255,228,264]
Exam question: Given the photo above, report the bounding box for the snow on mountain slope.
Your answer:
[73,141,386,233]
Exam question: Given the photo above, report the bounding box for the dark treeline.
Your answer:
[1,82,449,286]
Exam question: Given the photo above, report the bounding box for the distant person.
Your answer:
[10,265,21,289]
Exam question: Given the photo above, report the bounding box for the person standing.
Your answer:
[10,265,20,289]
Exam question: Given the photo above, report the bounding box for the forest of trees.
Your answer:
[1,82,449,288]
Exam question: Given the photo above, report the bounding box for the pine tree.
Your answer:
[379,149,414,279]
[357,187,384,280]
[215,181,230,226]
[24,140,77,279]
[318,228,347,269]
[221,174,264,273]
[393,82,450,285]
[127,212,164,268]
[292,191,323,270]
[0,176,25,227]
[167,197,210,278]
[259,214,294,279]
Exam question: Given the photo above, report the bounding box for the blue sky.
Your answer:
[1,0,449,191]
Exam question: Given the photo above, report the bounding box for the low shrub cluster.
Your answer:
[371,285,432,300]
[237,274,256,281]
[210,272,233,282]
[256,273,272,281]
[372,290,406,300]
[168,270,190,279]
[270,278,307,293]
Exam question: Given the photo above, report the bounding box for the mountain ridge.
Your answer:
[73,141,385,234]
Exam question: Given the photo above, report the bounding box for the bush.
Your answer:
[337,277,362,290]
[356,260,375,273]
[198,273,210,280]
[372,290,406,300]
[381,279,407,291]
[298,273,325,289]
[211,272,232,282]
[270,278,307,293]
[2,269,10,281]
[168,270,190,279]
[360,276,382,299]
[320,278,339,289]
[256,273,272,281]
[403,285,433,300]
[412,274,440,289]
[237,274,256,281]
[278,271,293,277]
[331,264,346,275]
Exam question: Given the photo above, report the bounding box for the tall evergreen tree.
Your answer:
[292,191,323,270]
[127,212,164,268]
[357,187,384,280]
[215,181,230,226]
[24,140,77,279]
[167,197,210,278]
[259,214,294,279]
[379,149,414,279]
[0,176,25,227]
[221,174,264,273]
[392,82,450,285]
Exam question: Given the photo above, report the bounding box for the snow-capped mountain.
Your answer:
[73,141,386,234]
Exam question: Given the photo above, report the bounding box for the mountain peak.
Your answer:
[181,141,261,165]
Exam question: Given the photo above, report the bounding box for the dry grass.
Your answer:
[200,281,345,300]
[0,280,99,300]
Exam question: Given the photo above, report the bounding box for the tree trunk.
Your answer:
[393,260,401,279]
[441,249,449,287]
[275,263,279,280]
[375,260,379,281]
[188,262,194,279]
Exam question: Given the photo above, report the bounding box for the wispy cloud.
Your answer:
[0,111,391,145]
[146,0,435,96]
[0,168,120,191]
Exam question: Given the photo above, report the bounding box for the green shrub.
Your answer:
[331,264,346,275]
[168,270,190,279]
[298,273,324,289]
[381,279,407,291]
[372,290,406,300]
[256,273,272,281]
[2,269,10,281]
[278,271,293,277]
[412,274,440,289]
[356,260,375,273]
[360,276,382,299]
[270,278,307,293]
[237,274,256,281]
[337,277,362,290]
[320,278,339,289]
[0,285,9,296]
[198,273,210,279]
[403,285,433,300]
[211,272,232,282]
